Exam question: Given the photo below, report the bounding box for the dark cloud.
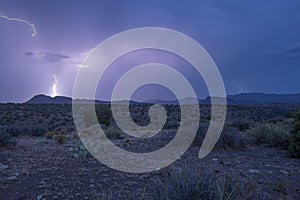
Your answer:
[44,52,71,62]
[25,51,34,56]
[259,43,300,59]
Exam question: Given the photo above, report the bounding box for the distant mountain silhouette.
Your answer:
[227,92,300,104]
[146,93,300,105]
[26,92,300,105]
[26,94,72,104]
[26,94,140,105]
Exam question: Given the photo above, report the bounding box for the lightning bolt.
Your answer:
[76,48,96,68]
[50,75,58,97]
[0,10,37,37]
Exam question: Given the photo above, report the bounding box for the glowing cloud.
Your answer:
[0,11,37,37]
[50,75,58,97]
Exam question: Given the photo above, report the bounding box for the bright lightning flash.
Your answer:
[50,75,58,98]
[0,11,37,37]
[76,48,96,68]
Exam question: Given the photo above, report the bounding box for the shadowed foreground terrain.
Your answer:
[0,103,300,199]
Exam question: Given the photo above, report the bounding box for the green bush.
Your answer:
[247,123,290,147]
[288,110,300,158]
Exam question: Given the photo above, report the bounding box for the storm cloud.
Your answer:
[259,43,300,59]
[44,52,71,63]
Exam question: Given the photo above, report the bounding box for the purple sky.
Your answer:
[0,0,300,102]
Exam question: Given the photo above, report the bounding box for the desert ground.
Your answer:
[0,103,300,199]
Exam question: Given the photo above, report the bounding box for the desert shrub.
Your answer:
[231,120,250,131]
[2,125,48,137]
[266,116,285,124]
[69,143,89,161]
[164,120,179,129]
[25,126,49,136]
[194,122,209,145]
[144,165,255,200]
[82,104,112,127]
[105,126,122,140]
[0,130,16,147]
[83,107,99,127]
[203,115,211,121]
[247,123,290,147]
[145,166,214,200]
[80,129,92,137]
[286,109,300,119]
[73,132,80,139]
[215,176,255,200]
[217,128,252,149]
[273,179,288,193]
[1,125,21,136]
[195,124,251,149]
[54,134,66,144]
[288,110,300,158]
[44,131,55,139]
[95,104,112,126]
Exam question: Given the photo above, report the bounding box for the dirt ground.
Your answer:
[0,136,299,200]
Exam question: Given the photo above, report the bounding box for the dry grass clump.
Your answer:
[143,164,255,200]
[54,134,67,144]
[44,131,55,139]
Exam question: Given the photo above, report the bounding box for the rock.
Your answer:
[36,194,45,200]
[7,175,17,181]
[21,168,30,176]
[37,180,47,188]
[220,161,230,166]
[249,169,260,174]
[0,163,8,170]
[280,170,289,175]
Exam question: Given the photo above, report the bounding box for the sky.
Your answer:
[0,0,300,102]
